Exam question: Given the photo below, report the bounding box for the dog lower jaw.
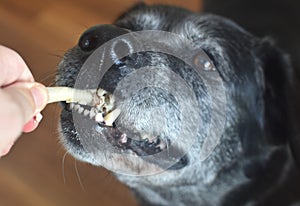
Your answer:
[66,103,167,155]
[59,106,189,174]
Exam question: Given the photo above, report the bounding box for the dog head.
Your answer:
[56,3,297,205]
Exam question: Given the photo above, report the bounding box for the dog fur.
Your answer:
[56,3,300,206]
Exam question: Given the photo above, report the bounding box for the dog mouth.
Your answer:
[60,87,189,172]
[60,107,189,173]
[56,85,168,157]
[67,100,167,157]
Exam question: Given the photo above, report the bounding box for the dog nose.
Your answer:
[78,25,129,51]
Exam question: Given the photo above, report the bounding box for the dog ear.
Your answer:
[241,39,295,179]
[256,39,294,146]
[257,40,300,169]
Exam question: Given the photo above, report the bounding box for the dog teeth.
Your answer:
[69,103,75,110]
[95,113,104,123]
[120,133,128,143]
[47,87,115,110]
[97,88,106,97]
[83,109,90,116]
[67,90,119,126]
[70,103,119,126]
[104,109,121,126]
[96,104,104,111]
[157,141,166,150]
[73,104,80,111]
[140,133,157,143]
[89,108,97,119]
[49,86,118,126]
[77,106,84,114]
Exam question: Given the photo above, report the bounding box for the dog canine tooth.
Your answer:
[104,108,121,126]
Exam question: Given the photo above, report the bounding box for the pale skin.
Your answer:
[0,45,48,157]
[0,45,120,157]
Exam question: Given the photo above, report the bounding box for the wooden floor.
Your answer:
[0,0,201,205]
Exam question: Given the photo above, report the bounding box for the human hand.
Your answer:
[0,45,48,157]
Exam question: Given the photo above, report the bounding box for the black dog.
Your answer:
[56,3,300,206]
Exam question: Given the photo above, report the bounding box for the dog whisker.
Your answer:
[74,159,85,191]
[62,151,68,185]
[37,71,57,82]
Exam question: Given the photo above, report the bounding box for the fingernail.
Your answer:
[34,113,43,123]
[30,84,47,111]
[22,113,43,133]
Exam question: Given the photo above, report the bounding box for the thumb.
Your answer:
[2,82,48,122]
[0,82,47,154]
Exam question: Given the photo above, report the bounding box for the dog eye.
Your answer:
[193,49,216,71]
[201,49,216,66]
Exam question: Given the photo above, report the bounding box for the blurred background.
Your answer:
[0,0,200,205]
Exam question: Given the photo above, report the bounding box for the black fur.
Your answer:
[56,3,300,205]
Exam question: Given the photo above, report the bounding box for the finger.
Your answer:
[0,88,30,154]
[1,142,14,157]
[0,83,47,155]
[0,45,34,86]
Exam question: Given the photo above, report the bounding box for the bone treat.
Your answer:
[47,87,98,106]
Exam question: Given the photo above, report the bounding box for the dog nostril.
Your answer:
[78,25,129,52]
